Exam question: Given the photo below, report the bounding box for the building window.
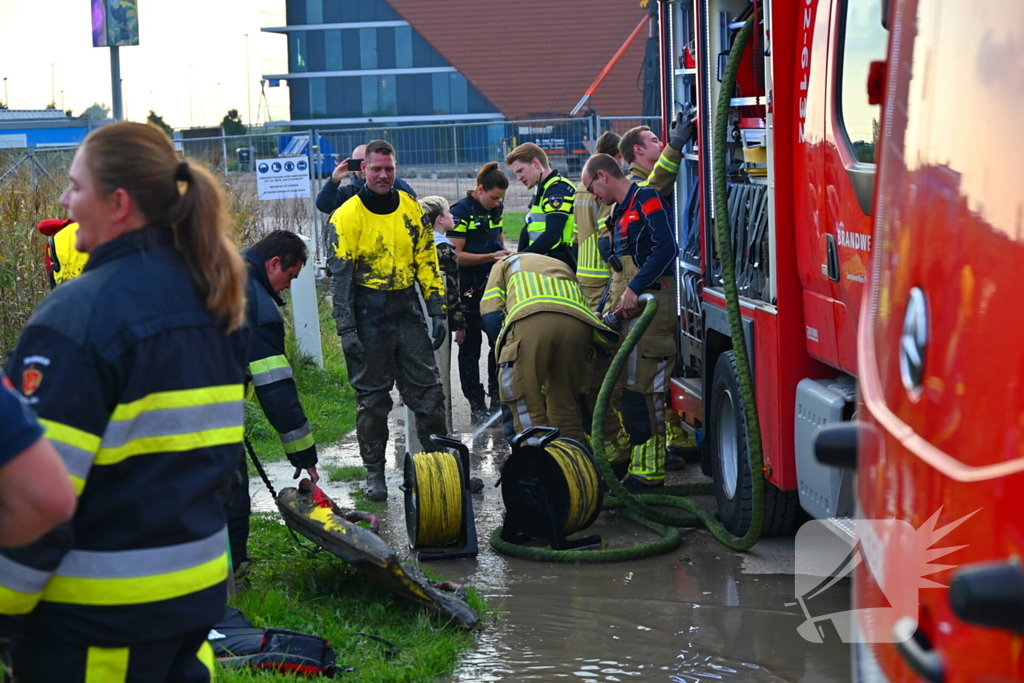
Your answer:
[377,27,396,69]
[325,29,342,70]
[395,26,413,68]
[289,31,308,73]
[310,77,327,118]
[361,75,380,115]
[290,79,310,119]
[359,27,378,69]
[837,0,887,164]
[285,0,305,25]
[306,30,326,72]
[305,0,322,24]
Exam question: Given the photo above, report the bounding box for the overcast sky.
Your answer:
[0,0,291,129]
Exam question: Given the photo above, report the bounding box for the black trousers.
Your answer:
[225,453,250,570]
[458,287,498,405]
[345,287,447,468]
[10,627,213,682]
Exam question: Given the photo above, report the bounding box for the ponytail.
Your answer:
[81,122,247,332]
[475,161,509,192]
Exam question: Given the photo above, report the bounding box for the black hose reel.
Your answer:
[499,427,605,551]
[401,434,479,561]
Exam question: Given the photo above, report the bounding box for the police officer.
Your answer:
[585,153,678,492]
[481,253,615,443]
[506,143,577,269]
[329,140,448,502]
[449,162,511,423]
[228,230,320,577]
[0,122,248,681]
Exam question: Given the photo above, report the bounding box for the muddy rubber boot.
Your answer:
[363,467,387,502]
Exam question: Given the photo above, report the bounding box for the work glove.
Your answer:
[668,110,697,152]
[430,315,446,351]
[338,329,364,364]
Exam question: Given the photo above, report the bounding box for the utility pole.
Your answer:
[244,33,252,132]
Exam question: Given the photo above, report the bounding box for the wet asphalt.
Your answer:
[250,350,852,682]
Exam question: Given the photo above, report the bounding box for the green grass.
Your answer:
[504,211,525,245]
[244,291,356,465]
[326,464,366,482]
[221,515,490,682]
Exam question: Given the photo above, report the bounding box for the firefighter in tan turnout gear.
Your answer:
[480,253,615,444]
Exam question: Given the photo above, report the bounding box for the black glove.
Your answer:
[430,315,446,351]
[338,329,364,364]
[668,111,697,151]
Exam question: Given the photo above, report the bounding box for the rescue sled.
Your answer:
[275,481,479,630]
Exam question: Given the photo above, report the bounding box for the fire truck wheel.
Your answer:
[709,351,800,537]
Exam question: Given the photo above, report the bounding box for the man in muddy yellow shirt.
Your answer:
[329,139,448,501]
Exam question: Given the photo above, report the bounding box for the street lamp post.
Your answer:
[3,77,7,107]
[244,33,252,131]
[61,90,64,113]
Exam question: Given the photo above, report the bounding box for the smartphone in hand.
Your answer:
[347,158,363,172]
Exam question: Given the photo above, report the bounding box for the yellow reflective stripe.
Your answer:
[85,646,129,683]
[38,418,101,455]
[196,641,215,677]
[70,474,86,496]
[283,432,315,454]
[506,272,598,322]
[656,153,680,173]
[0,584,43,615]
[94,427,243,466]
[111,385,242,422]
[42,552,228,606]
[482,287,506,303]
[248,355,290,376]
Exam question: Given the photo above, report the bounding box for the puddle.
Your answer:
[249,355,851,682]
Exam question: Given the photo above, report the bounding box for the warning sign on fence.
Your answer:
[256,157,311,200]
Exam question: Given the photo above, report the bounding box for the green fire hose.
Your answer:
[489,9,765,562]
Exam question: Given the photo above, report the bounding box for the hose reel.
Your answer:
[498,427,604,550]
[402,435,479,561]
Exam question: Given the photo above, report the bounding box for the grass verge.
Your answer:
[325,464,366,482]
[504,211,525,246]
[221,514,489,682]
[244,290,355,465]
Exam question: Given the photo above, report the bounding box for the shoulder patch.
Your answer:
[548,196,563,210]
[641,195,665,215]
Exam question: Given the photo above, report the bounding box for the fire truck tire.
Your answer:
[709,351,799,537]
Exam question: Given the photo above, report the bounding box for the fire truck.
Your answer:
[657,0,888,538]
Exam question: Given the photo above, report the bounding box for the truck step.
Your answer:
[821,516,856,546]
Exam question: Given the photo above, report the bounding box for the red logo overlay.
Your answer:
[22,366,43,396]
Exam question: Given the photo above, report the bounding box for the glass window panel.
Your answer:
[286,0,305,25]
[432,72,450,114]
[325,30,342,70]
[289,31,308,73]
[360,28,378,69]
[379,76,397,116]
[322,0,342,22]
[838,0,887,163]
[305,0,322,24]
[342,29,360,71]
[290,79,310,119]
[450,73,468,115]
[397,74,417,116]
[362,75,380,115]
[395,26,413,68]
[310,77,328,118]
[327,77,361,117]
[307,30,326,71]
[468,83,493,114]
[377,27,396,69]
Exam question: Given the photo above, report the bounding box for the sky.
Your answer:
[0,0,292,130]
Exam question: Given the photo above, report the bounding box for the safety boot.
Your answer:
[469,397,489,425]
[363,466,387,502]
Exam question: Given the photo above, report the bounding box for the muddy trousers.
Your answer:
[581,343,632,465]
[10,628,214,682]
[498,312,591,444]
[345,286,447,471]
[458,287,498,406]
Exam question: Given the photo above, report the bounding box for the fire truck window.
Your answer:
[838,0,888,164]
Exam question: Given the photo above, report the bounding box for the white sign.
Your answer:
[256,156,310,200]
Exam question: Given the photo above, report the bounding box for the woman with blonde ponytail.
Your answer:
[0,121,248,681]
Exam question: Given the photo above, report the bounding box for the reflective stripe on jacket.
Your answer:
[524,171,576,251]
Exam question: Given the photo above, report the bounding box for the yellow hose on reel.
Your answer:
[405,450,465,548]
[546,440,601,536]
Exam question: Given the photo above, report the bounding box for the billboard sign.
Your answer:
[92,0,140,47]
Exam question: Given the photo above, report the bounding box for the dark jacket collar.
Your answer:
[84,225,175,272]
[242,248,285,307]
[358,185,400,215]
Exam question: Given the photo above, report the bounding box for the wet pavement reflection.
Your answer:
[250,361,851,682]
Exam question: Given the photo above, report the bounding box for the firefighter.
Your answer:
[449,162,511,424]
[228,230,320,578]
[506,143,577,269]
[481,253,615,444]
[619,113,699,469]
[36,219,89,287]
[584,153,678,492]
[0,368,76,548]
[329,139,448,502]
[0,122,248,681]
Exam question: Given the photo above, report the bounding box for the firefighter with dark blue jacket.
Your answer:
[449,162,511,423]
[227,231,320,576]
[506,143,577,269]
[0,122,249,681]
[583,153,678,493]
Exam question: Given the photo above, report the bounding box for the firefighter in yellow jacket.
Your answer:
[481,253,615,443]
[328,139,448,501]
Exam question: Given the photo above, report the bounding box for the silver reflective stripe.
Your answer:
[508,255,521,274]
[652,371,667,431]
[515,398,533,431]
[101,402,243,449]
[499,365,514,402]
[0,553,51,595]
[653,358,667,394]
[528,231,545,241]
[52,441,94,480]
[252,365,293,387]
[280,421,312,445]
[626,318,639,386]
[54,528,227,579]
